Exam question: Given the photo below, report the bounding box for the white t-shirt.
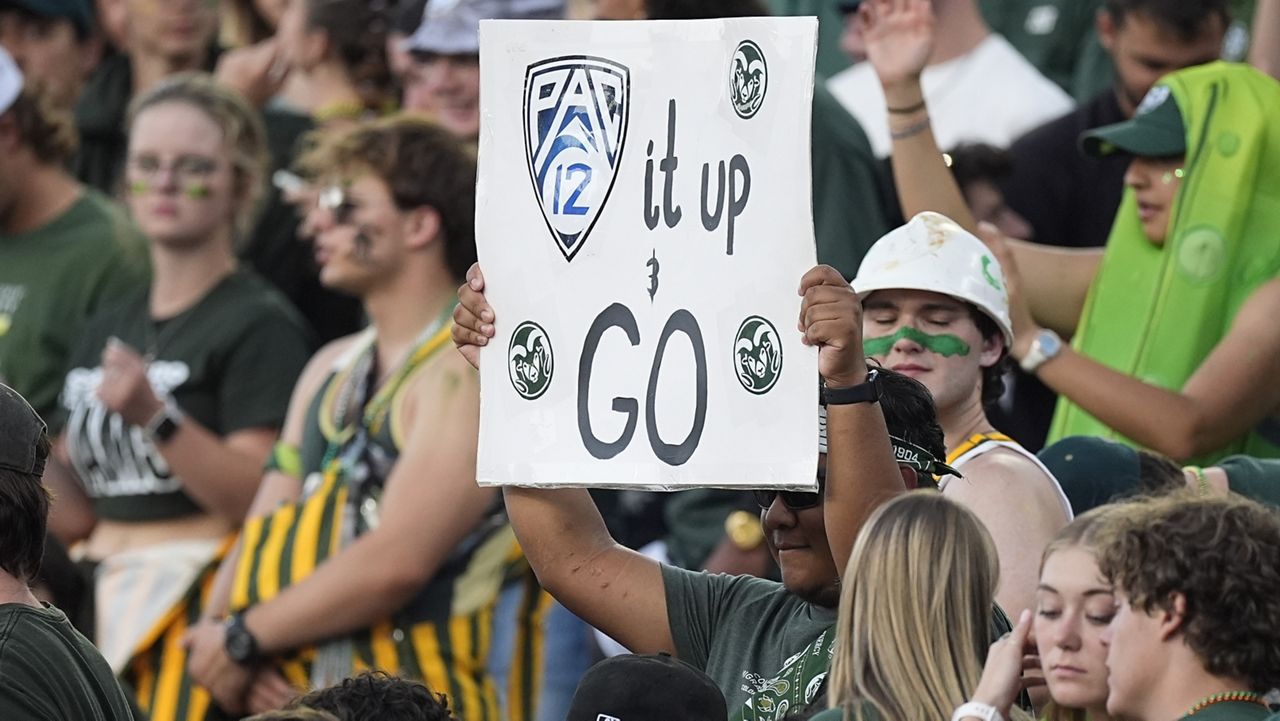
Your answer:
[826,34,1073,157]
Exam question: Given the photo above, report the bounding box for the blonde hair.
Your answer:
[126,72,268,240]
[827,491,999,721]
[1037,505,1122,721]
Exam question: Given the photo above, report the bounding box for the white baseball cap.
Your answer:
[0,46,22,115]
[404,0,564,56]
[852,211,1014,346]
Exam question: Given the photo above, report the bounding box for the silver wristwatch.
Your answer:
[1020,328,1064,374]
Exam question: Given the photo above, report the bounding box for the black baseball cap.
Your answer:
[1080,84,1186,158]
[0,383,48,476]
[0,0,95,37]
[567,653,727,721]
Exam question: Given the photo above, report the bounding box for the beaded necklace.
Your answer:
[1182,691,1267,718]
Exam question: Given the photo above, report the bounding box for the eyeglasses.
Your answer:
[126,153,220,187]
[753,469,826,511]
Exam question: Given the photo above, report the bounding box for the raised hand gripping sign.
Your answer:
[476,18,818,489]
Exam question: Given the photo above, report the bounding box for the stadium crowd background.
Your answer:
[0,0,1279,720]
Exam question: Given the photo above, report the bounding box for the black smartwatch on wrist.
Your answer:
[224,612,261,666]
[822,369,882,405]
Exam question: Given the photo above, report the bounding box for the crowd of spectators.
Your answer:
[1,0,1279,720]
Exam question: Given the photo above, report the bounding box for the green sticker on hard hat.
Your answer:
[981,255,1003,292]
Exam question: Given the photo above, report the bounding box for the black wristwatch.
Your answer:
[224,612,261,666]
[144,398,184,444]
[822,369,882,405]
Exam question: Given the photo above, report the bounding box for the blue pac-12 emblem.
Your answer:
[524,55,630,262]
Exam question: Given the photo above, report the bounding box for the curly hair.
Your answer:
[296,114,477,282]
[1095,492,1280,691]
[290,671,456,721]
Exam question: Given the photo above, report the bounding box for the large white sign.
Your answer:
[476,18,819,489]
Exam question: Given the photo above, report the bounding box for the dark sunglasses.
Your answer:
[753,469,827,511]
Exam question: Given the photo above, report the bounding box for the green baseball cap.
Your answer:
[0,0,95,37]
[1080,84,1186,158]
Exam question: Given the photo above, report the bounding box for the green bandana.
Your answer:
[1049,62,1280,465]
[863,326,971,358]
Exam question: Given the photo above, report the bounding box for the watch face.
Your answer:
[1040,330,1062,356]
[226,625,253,662]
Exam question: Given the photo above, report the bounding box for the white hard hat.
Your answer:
[852,211,1013,346]
[0,46,21,116]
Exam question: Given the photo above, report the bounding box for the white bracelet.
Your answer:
[952,701,1003,721]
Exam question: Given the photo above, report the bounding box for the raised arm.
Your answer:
[860,0,974,231]
[798,266,905,574]
[994,229,1280,461]
[452,264,675,655]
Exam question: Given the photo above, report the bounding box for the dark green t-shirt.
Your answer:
[59,269,312,521]
[0,603,134,721]
[0,190,149,428]
[662,564,838,714]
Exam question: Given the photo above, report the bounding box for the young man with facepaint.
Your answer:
[182,115,516,721]
[852,211,1072,618]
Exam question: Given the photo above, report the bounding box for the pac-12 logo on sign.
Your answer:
[524,56,630,262]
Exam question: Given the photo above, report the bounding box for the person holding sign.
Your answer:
[183,116,516,720]
[852,211,1072,619]
[453,262,971,718]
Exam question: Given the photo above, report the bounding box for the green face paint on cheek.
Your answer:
[183,184,210,199]
[863,326,972,357]
[129,181,149,195]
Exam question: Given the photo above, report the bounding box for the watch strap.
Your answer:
[952,701,1003,721]
[224,612,261,666]
[144,397,184,444]
[822,369,881,405]
[1019,329,1063,374]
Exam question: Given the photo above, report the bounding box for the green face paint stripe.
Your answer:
[129,181,149,195]
[183,184,210,199]
[863,325,972,357]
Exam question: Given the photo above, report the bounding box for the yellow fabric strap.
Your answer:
[946,432,1015,465]
[264,441,303,478]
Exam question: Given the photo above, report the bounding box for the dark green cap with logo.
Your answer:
[1080,83,1186,159]
[0,0,95,37]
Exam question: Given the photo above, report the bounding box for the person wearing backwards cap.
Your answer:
[980,61,1280,468]
[0,383,134,721]
[0,0,103,109]
[853,211,1071,620]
